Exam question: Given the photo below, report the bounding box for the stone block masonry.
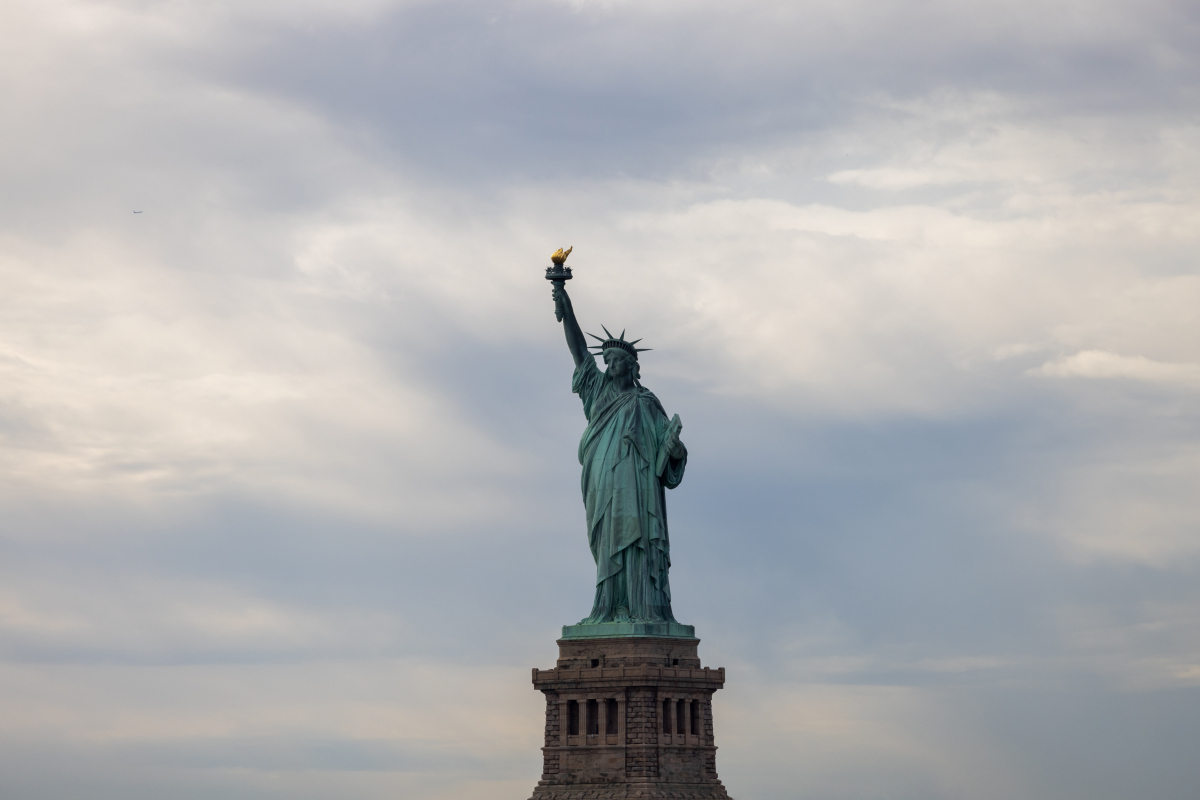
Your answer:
[527,637,732,800]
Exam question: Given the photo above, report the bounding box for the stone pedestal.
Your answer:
[528,636,733,800]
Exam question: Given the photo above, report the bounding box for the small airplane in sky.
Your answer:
[133,210,143,214]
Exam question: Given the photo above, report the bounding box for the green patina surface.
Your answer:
[560,621,697,640]
[549,272,694,640]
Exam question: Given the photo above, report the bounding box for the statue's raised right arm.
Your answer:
[552,284,589,368]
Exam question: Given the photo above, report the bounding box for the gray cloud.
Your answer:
[1,0,1198,798]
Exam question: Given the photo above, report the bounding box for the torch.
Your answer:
[546,246,573,322]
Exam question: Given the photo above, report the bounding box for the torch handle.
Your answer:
[552,280,566,322]
[545,263,572,323]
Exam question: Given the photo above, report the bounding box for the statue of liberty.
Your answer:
[549,257,689,634]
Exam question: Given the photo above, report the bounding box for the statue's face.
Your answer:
[603,349,635,379]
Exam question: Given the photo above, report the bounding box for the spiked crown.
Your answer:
[587,326,651,360]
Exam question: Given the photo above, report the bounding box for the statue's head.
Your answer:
[587,325,650,384]
[603,347,640,382]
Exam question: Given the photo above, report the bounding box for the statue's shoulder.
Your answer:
[573,355,603,389]
[636,386,668,417]
[574,354,601,374]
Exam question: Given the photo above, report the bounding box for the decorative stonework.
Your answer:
[528,637,732,800]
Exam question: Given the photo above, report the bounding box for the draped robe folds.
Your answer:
[572,356,686,624]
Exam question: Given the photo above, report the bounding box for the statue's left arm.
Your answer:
[665,427,685,460]
[656,413,687,489]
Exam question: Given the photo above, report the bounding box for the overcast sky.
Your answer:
[1,1,1198,798]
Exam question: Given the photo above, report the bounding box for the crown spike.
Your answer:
[587,327,651,360]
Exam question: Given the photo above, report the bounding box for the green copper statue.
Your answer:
[548,250,692,637]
